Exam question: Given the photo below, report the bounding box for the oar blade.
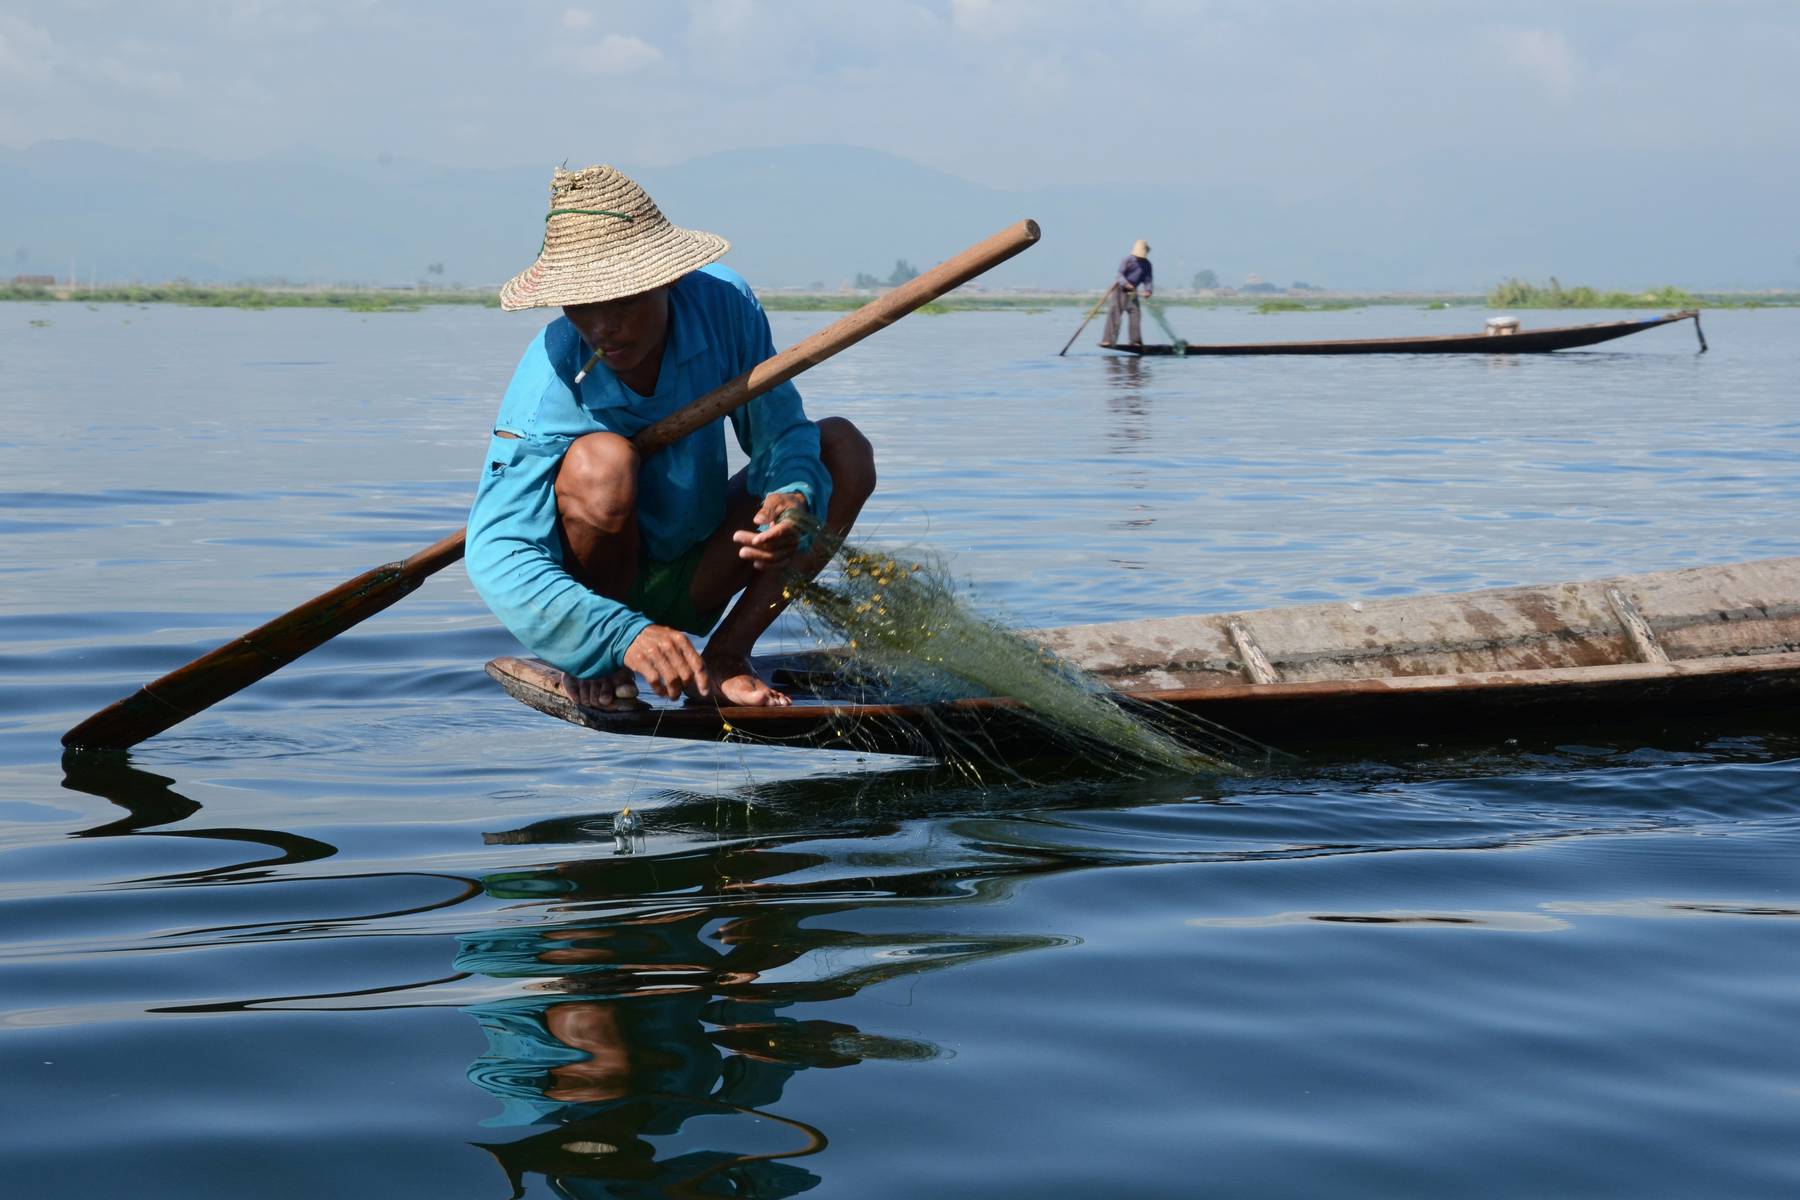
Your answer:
[63,533,466,752]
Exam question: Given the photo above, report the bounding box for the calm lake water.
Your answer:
[4,298,1800,1198]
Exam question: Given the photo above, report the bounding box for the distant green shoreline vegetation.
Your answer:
[5,282,1797,313]
[1252,298,1361,314]
[0,283,499,311]
[1485,278,1700,309]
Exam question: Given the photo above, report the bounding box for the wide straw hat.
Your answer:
[1132,238,1151,257]
[499,165,730,310]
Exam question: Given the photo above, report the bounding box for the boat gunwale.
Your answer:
[486,646,1800,738]
[1108,309,1699,355]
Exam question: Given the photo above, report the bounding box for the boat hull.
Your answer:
[486,556,1800,759]
[1111,310,1702,356]
[488,651,1800,759]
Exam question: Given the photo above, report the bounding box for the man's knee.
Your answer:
[557,432,639,533]
[818,416,875,506]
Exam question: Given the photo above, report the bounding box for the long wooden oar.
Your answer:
[1057,283,1115,356]
[64,219,1042,752]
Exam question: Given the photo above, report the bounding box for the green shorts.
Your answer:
[627,540,725,635]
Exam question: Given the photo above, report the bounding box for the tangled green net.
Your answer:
[783,531,1262,778]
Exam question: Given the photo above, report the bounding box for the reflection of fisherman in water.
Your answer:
[461,936,828,1197]
[457,850,989,1200]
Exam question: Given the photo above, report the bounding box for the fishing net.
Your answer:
[759,520,1272,781]
[1143,295,1188,354]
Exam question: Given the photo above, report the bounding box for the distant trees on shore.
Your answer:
[853,259,919,289]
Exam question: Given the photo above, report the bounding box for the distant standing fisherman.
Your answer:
[1099,239,1153,347]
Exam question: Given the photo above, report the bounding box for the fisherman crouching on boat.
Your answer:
[1099,238,1153,347]
[466,165,875,710]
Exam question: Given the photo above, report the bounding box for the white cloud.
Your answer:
[949,0,1029,39]
[690,0,758,36]
[561,7,595,32]
[216,0,314,36]
[88,55,183,95]
[0,14,58,86]
[558,32,663,75]
[1493,27,1579,100]
[0,17,178,95]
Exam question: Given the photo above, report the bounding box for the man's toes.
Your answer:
[708,669,791,707]
[562,670,644,711]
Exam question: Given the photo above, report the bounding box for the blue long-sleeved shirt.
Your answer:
[465,264,831,678]
[1116,255,1153,294]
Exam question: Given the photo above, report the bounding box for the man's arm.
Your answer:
[733,387,829,512]
[1115,256,1137,292]
[466,429,654,678]
[466,329,652,680]
[717,271,833,533]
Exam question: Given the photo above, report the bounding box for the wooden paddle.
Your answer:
[63,218,1042,752]
[1057,283,1115,356]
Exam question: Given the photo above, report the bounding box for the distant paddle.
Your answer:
[64,219,1042,752]
[1057,284,1115,356]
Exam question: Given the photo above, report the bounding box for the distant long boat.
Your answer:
[487,555,1798,758]
[1108,309,1706,356]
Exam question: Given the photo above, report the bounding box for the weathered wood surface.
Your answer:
[1024,556,1800,688]
[1110,310,1701,356]
[488,556,1800,754]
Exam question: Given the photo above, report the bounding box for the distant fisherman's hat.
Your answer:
[1132,238,1151,257]
[498,164,730,310]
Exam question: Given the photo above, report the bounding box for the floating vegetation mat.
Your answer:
[779,529,1274,781]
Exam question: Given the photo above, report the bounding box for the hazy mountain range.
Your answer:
[3,140,1794,292]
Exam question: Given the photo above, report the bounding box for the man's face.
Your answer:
[562,286,671,377]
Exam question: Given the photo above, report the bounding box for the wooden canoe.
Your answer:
[486,556,1800,758]
[1109,309,1705,356]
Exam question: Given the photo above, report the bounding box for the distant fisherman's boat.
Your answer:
[1105,309,1706,356]
[487,556,1799,758]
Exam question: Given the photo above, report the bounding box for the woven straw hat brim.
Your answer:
[499,164,730,310]
[500,223,729,311]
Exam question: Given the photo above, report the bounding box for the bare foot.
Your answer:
[699,651,792,707]
[556,667,646,712]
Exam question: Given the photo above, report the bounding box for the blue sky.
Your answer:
[4,1,1795,185]
[3,1,1797,286]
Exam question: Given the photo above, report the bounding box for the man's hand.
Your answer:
[732,491,808,571]
[624,624,711,700]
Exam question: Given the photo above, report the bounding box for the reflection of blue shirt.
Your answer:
[466,265,832,678]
